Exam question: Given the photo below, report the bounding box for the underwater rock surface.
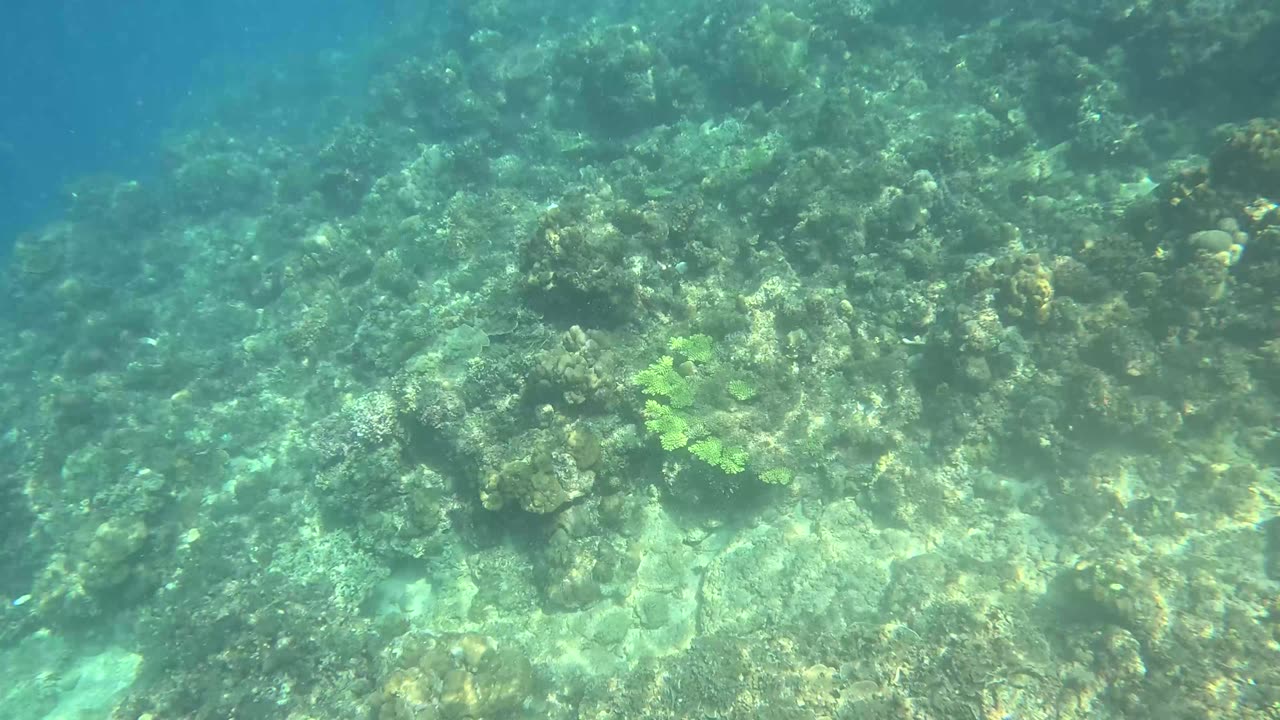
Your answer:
[3,1,1280,718]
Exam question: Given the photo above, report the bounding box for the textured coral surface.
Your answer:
[2,1,1280,719]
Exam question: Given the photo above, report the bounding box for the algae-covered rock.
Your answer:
[698,500,893,635]
[375,632,535,720]
[528,325,613,408]
[734,6,813,97]
[30,516,149,622]
[480,425,600,514]
[538,494,646,611]
[998,253,1055,325]
[520,184,668,326]
[1211,118,1280,199]
[554,24,677,134]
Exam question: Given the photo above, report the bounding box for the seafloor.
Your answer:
[3,1,1280,719]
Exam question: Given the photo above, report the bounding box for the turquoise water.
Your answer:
[0,0,390,257]
[2,2,1280,719]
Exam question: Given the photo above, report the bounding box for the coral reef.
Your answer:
[2,1,1280,718]
[373,632,535,720]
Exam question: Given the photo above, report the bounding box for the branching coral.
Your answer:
[689,438,749,474]
[634,335,776,480]
[644,400,692,450]
[634,356,694,408]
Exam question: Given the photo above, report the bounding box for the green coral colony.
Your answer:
[635,335,781,478]
[2,1,1280,719]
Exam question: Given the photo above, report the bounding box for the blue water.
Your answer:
[0,0,390,258]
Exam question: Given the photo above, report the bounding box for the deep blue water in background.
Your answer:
[0,0,392,260]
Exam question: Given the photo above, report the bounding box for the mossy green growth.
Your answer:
[669,334,714,363]
[637,335,757,476]
[760,468,793,485]
[727,379,757,402]
[688,437,721,463]
[644,400,691,450]
[634,355,694,408]
[689,438,749,474]
[721,447,749,474]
